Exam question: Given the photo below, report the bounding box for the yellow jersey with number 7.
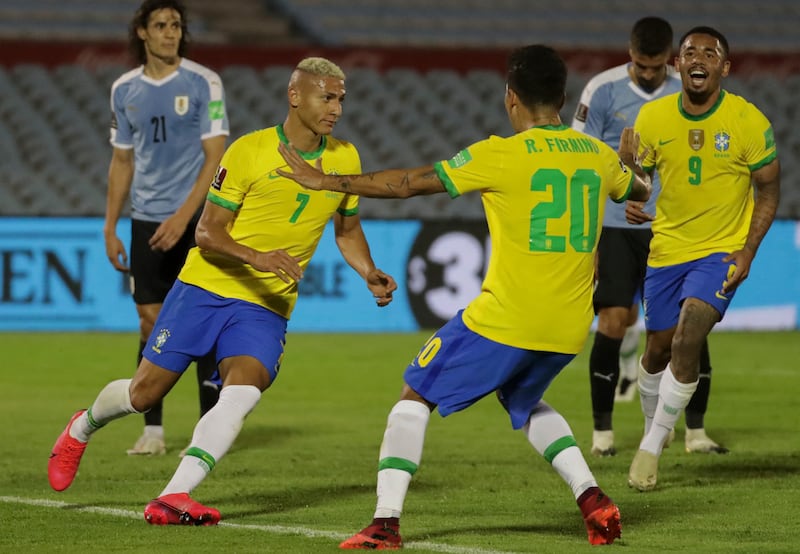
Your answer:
[179,124,361,318]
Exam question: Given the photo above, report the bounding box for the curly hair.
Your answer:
[128,0,190,65]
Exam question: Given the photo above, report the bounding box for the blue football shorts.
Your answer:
[404,310,575,429]
[643,252,738,331]
[143,281,287,382]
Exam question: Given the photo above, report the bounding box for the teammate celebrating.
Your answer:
[49,56,397,525]
[573,16,723,457]
[279,45,651,548]
[627,27,780,491]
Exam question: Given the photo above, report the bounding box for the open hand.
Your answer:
[618,127,651,168]
[277,143,325,190]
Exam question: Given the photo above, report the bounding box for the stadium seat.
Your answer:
[0,59,796,219]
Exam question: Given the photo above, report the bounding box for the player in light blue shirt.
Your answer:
[103,0,229,457]
[572,16,724,457]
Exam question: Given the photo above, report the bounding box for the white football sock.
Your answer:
[525,401,596,499]
[374,400,430,518]
[619,326,641,379]
[160,384,261,496]
[638,360,664,435]
[640,368,697,454]
[70,379,138,442]
[143,425,164,439]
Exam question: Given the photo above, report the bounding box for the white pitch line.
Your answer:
[0,496,521,554]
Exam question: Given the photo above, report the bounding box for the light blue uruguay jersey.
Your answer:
[110,58,229,222]
[572,63,681,228]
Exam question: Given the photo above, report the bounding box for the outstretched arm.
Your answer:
[334,212,397,307]
[722,158,781,292]
[277,143,446,198]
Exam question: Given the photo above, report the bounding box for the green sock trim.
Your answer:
[543,435,578,464]
[378,456,418,475]
[85,408,104,430]
[184,447,216,471]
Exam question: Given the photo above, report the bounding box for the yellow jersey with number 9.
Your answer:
[635,91,777,267]
[434,124,634,353]
[178,124,361,318]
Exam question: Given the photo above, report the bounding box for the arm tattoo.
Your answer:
[745,178,780,253]
[331,168,442,198]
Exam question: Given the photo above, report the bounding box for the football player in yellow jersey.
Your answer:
[48,57,397,524]
[280,45,652,548]
[625,27,780,492]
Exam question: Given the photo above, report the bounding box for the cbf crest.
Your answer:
[689,130,704,151]
[151,328,171,354]
[174,95,189,116]
[714,131,731,152]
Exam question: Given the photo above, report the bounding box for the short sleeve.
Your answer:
[740,104,777,171]
[573,81,609,139]
[434,136,503,198]
[109,84,133,149]
[601,144,635,203]
[200,71,229,139]
[207,137,252,211]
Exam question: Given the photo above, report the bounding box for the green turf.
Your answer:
[0,331,797,553]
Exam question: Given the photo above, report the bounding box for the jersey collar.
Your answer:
[677,90,726,121]
[277,124,327,159]
[532,124,570,130]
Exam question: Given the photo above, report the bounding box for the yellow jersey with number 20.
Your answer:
[434,124,634,354]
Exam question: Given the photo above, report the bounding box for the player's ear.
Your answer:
[721,60,731,78]
[288,86,300,109]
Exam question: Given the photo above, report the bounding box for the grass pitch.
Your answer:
[0,331,797,553]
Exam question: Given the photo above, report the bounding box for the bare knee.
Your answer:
[400,384,436,411]
[219,355,272,392]
[596,307,632,339]
[136,303,162,343]
[129,360,180,412]
[642,331,673,372]
[128,379,158,412]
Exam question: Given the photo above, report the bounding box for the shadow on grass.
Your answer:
[410,521,576,543]
[213,481,444,519]
[225,423,299,452]
[214,484,372,518]
[660,450,800,487]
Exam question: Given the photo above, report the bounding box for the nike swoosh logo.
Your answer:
[267,172,281,180]
[715,291,729,300]
[658,138,676,146]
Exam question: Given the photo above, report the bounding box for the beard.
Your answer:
[685,88,713,105]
